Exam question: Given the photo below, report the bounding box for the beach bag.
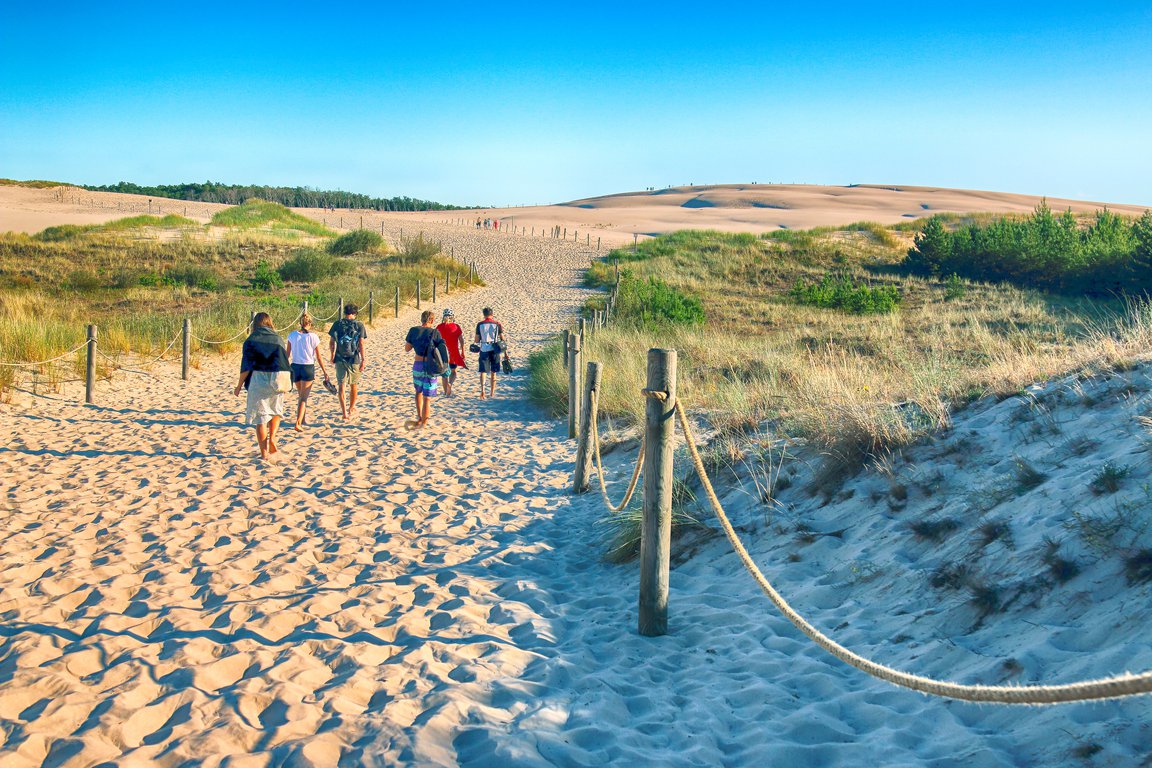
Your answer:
[334,319,359,362]
[274,370,293,394]
[423,332,448,376]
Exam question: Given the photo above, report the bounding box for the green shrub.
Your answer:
[66,269,103,291]
[278,248,350,282]
[790,272,901,314]
[36,224,98,242]
[398,233,441,261]
[944,273,967,301]
[249,260,284,291]
[617,276,705,327]
[167,265,224,291]
[328,229,383,256]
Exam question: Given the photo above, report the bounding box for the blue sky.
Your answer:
[2,2,1150,206]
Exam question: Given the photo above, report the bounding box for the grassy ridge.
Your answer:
[0,203,477,394]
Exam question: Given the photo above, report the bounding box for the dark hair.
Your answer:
[420,310,435,324]
[482,307,493,317]
[344,304,358,316]
[252,312,273,329]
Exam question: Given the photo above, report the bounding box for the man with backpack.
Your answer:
[474,307,505,399]
[404,310,449,429]
[328,304,368,420]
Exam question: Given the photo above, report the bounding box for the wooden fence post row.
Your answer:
[639,348,677,637]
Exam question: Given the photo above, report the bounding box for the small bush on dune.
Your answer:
[278,248,350,283]
[616,276,705,327]
[328,229,383,256]
[790,272,901,314]
[397,233,441,261]
[248,260,284,291]
[36,224,98,242]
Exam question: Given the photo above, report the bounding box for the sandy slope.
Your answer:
[3,182,1148,245]
[2,198,1152,766]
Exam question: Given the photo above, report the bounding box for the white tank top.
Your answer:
[288,331,320,365]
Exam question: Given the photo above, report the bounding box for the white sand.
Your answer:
[2,198,1152,766]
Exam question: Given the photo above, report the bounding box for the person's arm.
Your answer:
[233,370,251,397]
[329,335,336,364]
[286,337,293,361]
[357,336,366,371]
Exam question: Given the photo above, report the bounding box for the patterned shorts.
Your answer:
[412,362,440,396]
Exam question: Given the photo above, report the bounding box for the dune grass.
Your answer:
[209,198,335,237]
[0,217,474,396]
[534,227,1151,470]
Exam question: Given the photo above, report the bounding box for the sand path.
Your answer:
[0,225,614,766]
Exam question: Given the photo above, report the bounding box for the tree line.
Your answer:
[81,181,469,211]
[906,202,1152,295]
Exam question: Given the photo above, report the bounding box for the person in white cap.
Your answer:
[435,308,466,396]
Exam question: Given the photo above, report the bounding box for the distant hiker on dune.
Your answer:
[287,313,330,431]
[474,307,506,399]
[329,304,367,421]
[405,310,449,429]
[234,312,290,461]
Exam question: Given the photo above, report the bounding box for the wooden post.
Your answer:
[381,221,385,235]
[416,280,421,310]
[562,329,570,371]
[368,291,374,324]
[339,297,345,317]
[360,215,363,229]
[597,236,601,251]
[639,348,677,637]
[432,278,437,305]
[394,285,400,318]
[85,324,97,404]
[445,268,450,296]
[303,299,309,317]
[250,310,256,331]
[181,318,191,381]
[567,333,582,439]
[573,361,602,493]
[340,217,343,228]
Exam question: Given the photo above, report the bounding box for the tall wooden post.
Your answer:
[85,324,97,404]
[567,333,581,439]
[250,310,256,331]
[639,348,677,636]
[303,299,309,317]
[432,278,437,305]
[573,361,602,493]
[368,291,374,325]
[339,297,345,317]
[181,319,191,381]
[394,285,400,318]
[445,268,450,296]
[562,329,570,371]
[416,280,421,310]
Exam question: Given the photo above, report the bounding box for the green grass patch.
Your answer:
[210,199,335,237]
[328,229,384,256]
[790,272,901,314]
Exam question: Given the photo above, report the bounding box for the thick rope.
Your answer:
[191,325,250,345]
[589,390,644,512]
[673,399,1152,704]
[272,309,305,332]
[0,342,89,367]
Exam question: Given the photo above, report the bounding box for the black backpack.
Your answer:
[423,330,447,376]
[334,319,360,362]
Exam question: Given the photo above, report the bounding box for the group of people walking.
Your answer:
[474,217,501,230]
[235,304,507,460]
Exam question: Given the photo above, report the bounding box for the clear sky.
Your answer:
[2,1,1150,207]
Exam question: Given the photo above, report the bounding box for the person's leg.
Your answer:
[413,391,422,419]
[478,368,486,398]
[338,381,348,420]
[488,371,496,398]
[294,381,306,430]
[349,381,358,414]
[299,381,314,427]
[420,392,432,425]
[268,416,281,455]
[442,373,451,397]
[255,423,269,459]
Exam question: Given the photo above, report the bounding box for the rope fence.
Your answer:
[572,348,1152,704]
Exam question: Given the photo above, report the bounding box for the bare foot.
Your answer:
[268,441,278,454]
[293,423,303,432]
[404,419,421,431]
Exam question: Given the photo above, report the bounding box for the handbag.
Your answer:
[273,370,293,394]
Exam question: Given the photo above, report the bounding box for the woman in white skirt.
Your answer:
[233,312,291,460]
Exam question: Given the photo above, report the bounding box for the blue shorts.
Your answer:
[413,362,440,396]
[479,349,501,373]
[290,363,315,383]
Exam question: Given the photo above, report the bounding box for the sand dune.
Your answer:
[4,182,1148,246]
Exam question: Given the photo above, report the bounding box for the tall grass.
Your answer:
[533,229,1150,471]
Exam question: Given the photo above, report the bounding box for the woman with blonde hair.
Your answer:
[233,312,291,460]
[286,313,330,430]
